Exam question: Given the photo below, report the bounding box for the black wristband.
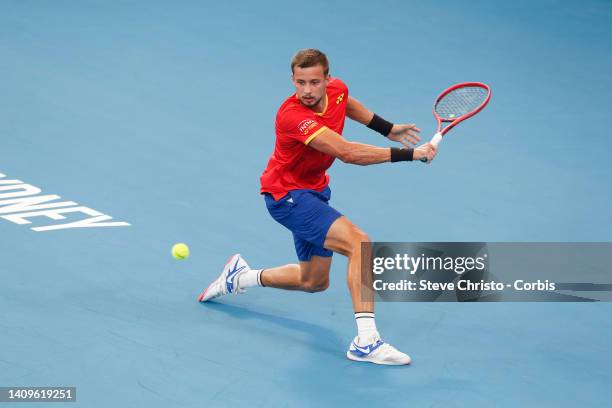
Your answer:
[390,147,414,162]
[367,113,393,137]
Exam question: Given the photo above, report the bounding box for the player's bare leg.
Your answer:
[323,216,412,365]
[322,216,373,313]
[198,255,331,301]
[259,256,331,292]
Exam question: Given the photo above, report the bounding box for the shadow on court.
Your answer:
[201,301,345,357]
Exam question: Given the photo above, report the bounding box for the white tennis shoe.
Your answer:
[198,254,251,302]
[347,334,412,365]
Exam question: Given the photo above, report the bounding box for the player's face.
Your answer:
[292,65,329,111]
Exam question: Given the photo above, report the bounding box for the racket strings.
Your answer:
[435,86,489,119]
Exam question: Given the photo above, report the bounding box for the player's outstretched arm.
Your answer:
[308,128,436,166]
[346,96,375,125]
[346,96,421,147]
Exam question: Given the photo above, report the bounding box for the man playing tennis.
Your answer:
[199,49,437,365]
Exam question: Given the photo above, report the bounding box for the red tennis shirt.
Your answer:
[260,77,349,200]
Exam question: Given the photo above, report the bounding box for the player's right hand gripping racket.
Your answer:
[421,82,491,162]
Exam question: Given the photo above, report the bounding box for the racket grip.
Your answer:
[430,132,442,148]
[419,132,442,162]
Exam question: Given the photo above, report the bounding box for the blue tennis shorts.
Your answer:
[264,186,343,262]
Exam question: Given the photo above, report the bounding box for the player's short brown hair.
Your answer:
[291,49,329,75]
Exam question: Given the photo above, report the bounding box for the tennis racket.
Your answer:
[420,82,491,162]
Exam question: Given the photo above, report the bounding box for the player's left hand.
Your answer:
[387,124,421,147]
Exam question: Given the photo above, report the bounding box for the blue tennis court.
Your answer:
[1,0,611,406]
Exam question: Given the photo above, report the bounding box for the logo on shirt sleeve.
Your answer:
[297,119,318,135]
[336,93,345,104]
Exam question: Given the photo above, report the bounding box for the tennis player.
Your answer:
[199,49,436,365]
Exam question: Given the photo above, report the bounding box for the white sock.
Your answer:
[355,312,378,343]
[237,269,264,289]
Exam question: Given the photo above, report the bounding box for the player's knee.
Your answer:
[302,278,329,293]
[348,228,370,255]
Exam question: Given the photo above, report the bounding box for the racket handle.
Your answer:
[419,132,442,162]
[430,132,442,148]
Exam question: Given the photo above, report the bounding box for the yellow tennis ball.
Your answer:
[172,243,190,260]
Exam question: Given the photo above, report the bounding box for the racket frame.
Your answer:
[434,82,491,137]
[421,82,491,161]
